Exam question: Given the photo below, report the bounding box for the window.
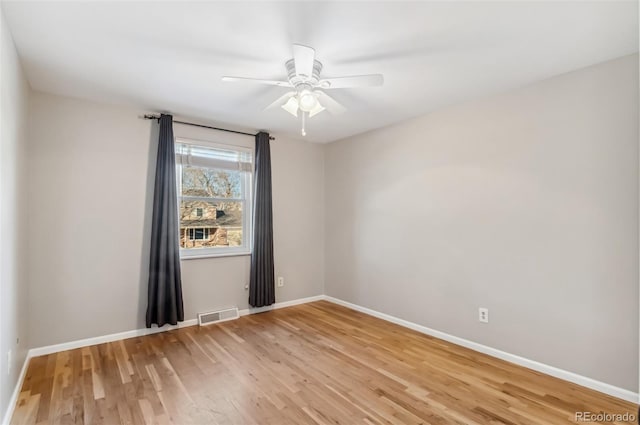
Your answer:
[176,139,253,258]
[188,228,210,240]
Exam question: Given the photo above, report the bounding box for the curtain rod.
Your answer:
[142,114,275,140]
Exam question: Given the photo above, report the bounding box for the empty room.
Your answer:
[1,1,638,424]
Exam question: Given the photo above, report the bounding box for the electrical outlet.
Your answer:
[479,308,489,323]
[7,350,11,375]
[277,277,284,287]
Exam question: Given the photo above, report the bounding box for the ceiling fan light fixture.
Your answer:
[222,43,384,137]
[281,97,299,117]
[309,101,325,118]
[298,90,318,112]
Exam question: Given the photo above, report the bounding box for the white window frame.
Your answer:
[176,137,253,259]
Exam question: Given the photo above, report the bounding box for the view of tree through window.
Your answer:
[175,142,252,256]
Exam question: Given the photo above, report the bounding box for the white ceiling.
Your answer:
[2,1,638,143]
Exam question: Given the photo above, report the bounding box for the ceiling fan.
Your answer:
[222,44,384,136]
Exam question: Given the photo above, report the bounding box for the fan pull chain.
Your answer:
[301,111,307,136]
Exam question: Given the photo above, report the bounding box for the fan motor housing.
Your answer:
[286,59,323,89]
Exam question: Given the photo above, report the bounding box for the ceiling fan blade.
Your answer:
[265,91,296,110]
[292,44,315,78]
[316,91,346,114]
[318,74,384,89]
[222,76,292,87]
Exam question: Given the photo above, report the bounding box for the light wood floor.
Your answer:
[11,301,637,425]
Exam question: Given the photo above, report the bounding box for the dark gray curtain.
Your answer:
[249,132,275,307]
[146,114,184,327]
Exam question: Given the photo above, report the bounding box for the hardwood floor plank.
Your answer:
[11,391,40,425]
[10,301,638,424]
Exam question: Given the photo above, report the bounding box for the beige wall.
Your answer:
[324,54,639,392]
[26,92,324,348]
[0,7,30,418]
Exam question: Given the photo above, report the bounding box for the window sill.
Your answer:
[180,251,251,260]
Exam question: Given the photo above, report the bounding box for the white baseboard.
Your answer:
[2,353,30,425]
[28,295,325,358]
[27,295,326,360]
[323,295,639,404]
[239,295,325,316]
[28,318,200,358]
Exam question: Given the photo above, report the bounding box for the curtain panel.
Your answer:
[146,114,184,327]
[249,132,275,307]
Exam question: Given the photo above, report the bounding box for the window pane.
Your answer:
[181,166,242,199]
[179,200,243,249]
[176,143,251,165]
